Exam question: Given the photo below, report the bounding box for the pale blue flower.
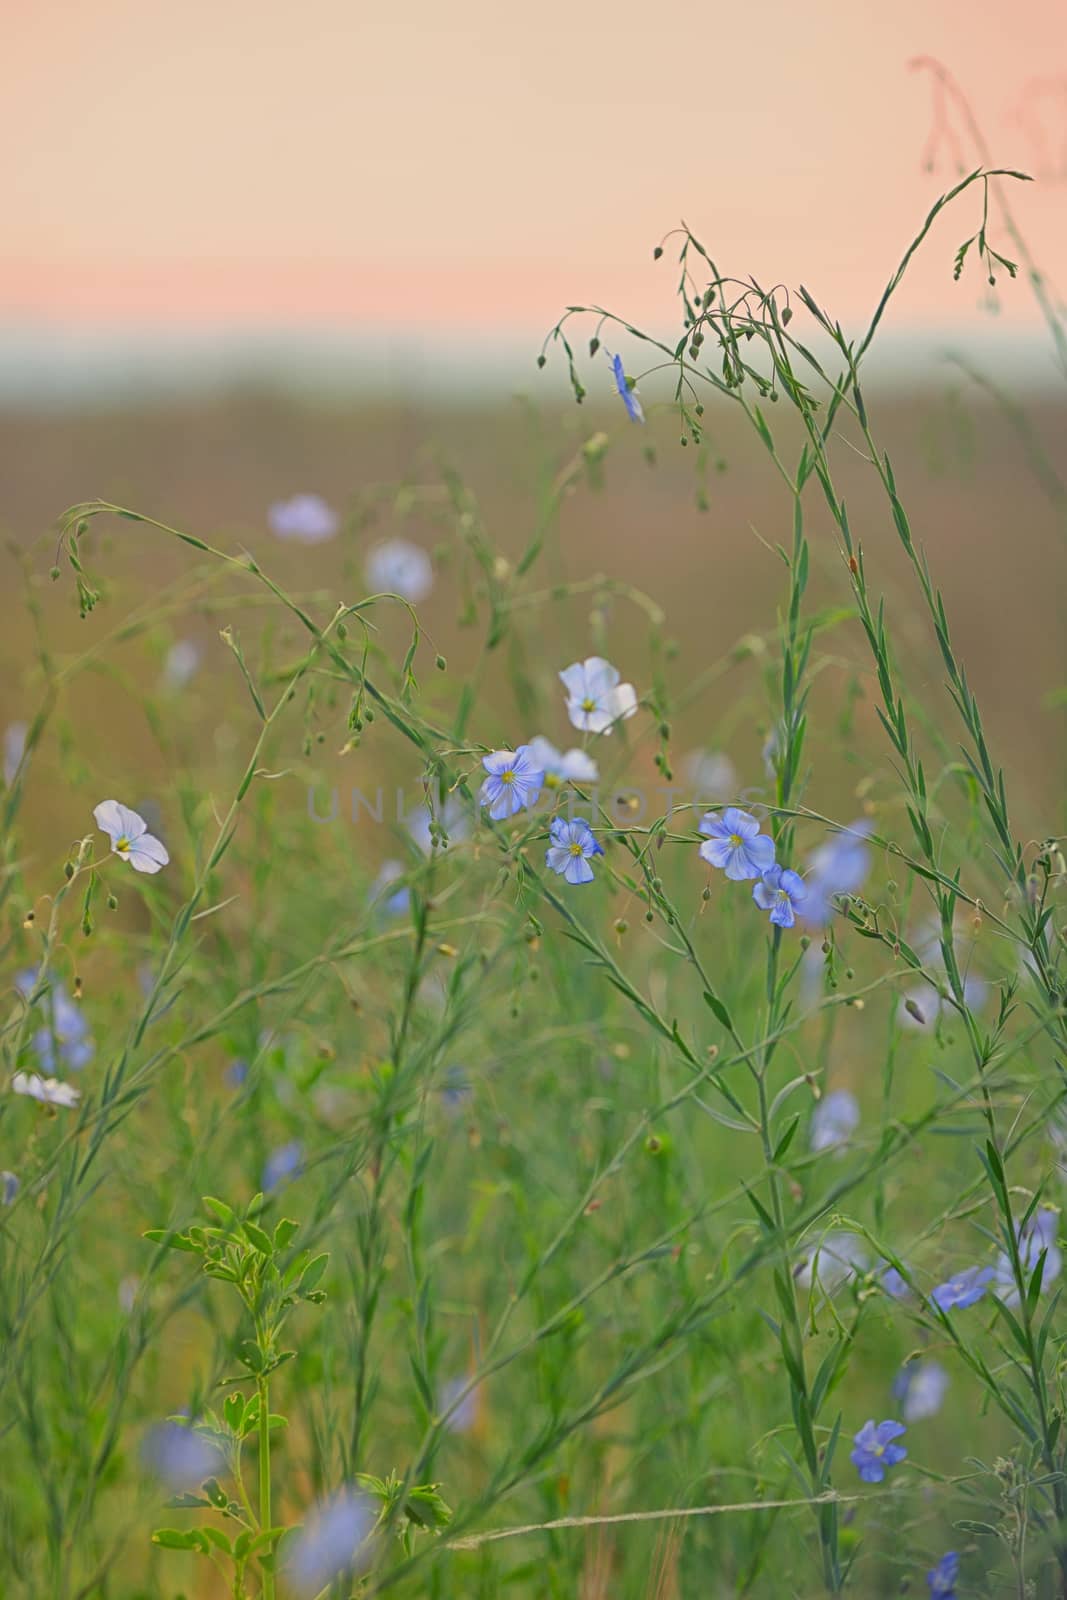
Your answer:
[287,1489,374,1597]
[810,1089,859,1153]
[610,353,644,422]
[370,860,410,917]
[479,747,544,821]
[851,1418,906,1482]
[559,658,638,735]
[1,1172,18,1205]
[143,1418,225,1490]
[931,1264,994,1312]
[880,1263,911,1301]
[3,722,27,786]
[17,970,94,1073]
[269,493,338,544]
[993,1208,1061,1306]
[365,538,433,602]
[893,1359,948,1422]
[525,736,599,788]
[263,1142,303,1192]
[163,639,201,689]
[753,864,806,928]
[94,800,169,874]
[545,817,604,885]
[407,795,470,854]
[438,1375,480,1434]
[682,749,738,803]
[699,807,775,881]
[798,1230,868,1293]
[801,822,873,926]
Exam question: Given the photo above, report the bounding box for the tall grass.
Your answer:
[1,138,1064,1600]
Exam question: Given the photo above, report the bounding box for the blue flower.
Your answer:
[810,1089,859,1153]
[479,747,545,821]
[699,807,776,881]
[365,538,433,602]
[992,1208,1061,1307]
[369,860,410,918]
[526,736,599,788]
[801,822,873,926]
[545,818,604,886]
[752,864,806,928]
[142,1418,225,1490]
[268,493,338,544]
[610,353,644,422]
[931,1264,994,1312]
[18,969,94,1073]
[927,1552,959,1598]
[879,1263,911,1301]
[893,1359,948,1422]
[263,1141,303,1193]
[286,1488,374,1597]
[438,1374,481,1434]
[850,1418,907,1483]
[225,1057,249,1089]
[4,721,27,786]
[1,1171,18,1205]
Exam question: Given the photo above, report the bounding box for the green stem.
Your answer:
[258,1376,274,1600]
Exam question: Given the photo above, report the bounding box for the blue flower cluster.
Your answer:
[698,807,806,928]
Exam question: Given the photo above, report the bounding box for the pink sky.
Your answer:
[2,0,1065,332]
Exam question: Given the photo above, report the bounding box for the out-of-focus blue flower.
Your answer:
[263,1141,303,1193]
[369,859,410,918]
[850,1419,907,1482]
[931,1265,994,1312]
[682,749,738,804]
[926,1552,959,1598]
[407,795,470,855]
[610,353,644,422]
[545,817,604,886]
[879,1263,911,1301]
[364,538,433,603]
[224,1058,249,1089]
[762,725,781,779]
[1,1171,18,1205]
[142,1419,225,1490]
[559,658,638,736]
[893,1359,948,1422]
[3,721,27,786]
[163,639,201,690]
[993,1208,1061,1306]
[18,969,94,1073]
[287,1488,374,1597]
[440,1065,472,1116]
[269,494,338,544]
[479,747,544,821]
[699,807,776,882]
[798,1230,868,1294]
[801,822,873,926]
[899,974,987,1029]
[752,864,806,928]
[438,1374,480,1434]
[525,736,599,788]
[93,800,169,874]
[810,1089,859,1153]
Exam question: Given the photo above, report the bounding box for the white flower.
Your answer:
[163,639,201,689]
[559,657,638,735]
[13,1072,81,1108]
[4,722,27,786]
[93,800,170,874]
[525,736,599,788]
[365,538,433,602]
[682,749,737,802]
[269,493,339,544]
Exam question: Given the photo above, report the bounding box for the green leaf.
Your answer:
[701,991,733,1032]
[143,1229,198,1253]
[151,1528,205,1551]
[241,1220,274,1255]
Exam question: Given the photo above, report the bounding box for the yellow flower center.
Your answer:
[581,697,597,711]
[568,841,583,857]
[544,772,561,789]
[501,770,515,784]
[116,836,130,853]
[729,833,743,848]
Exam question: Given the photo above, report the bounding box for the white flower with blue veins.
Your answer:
[560,658,637,735]
[94,801,169,874]
[364,538,433,603]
